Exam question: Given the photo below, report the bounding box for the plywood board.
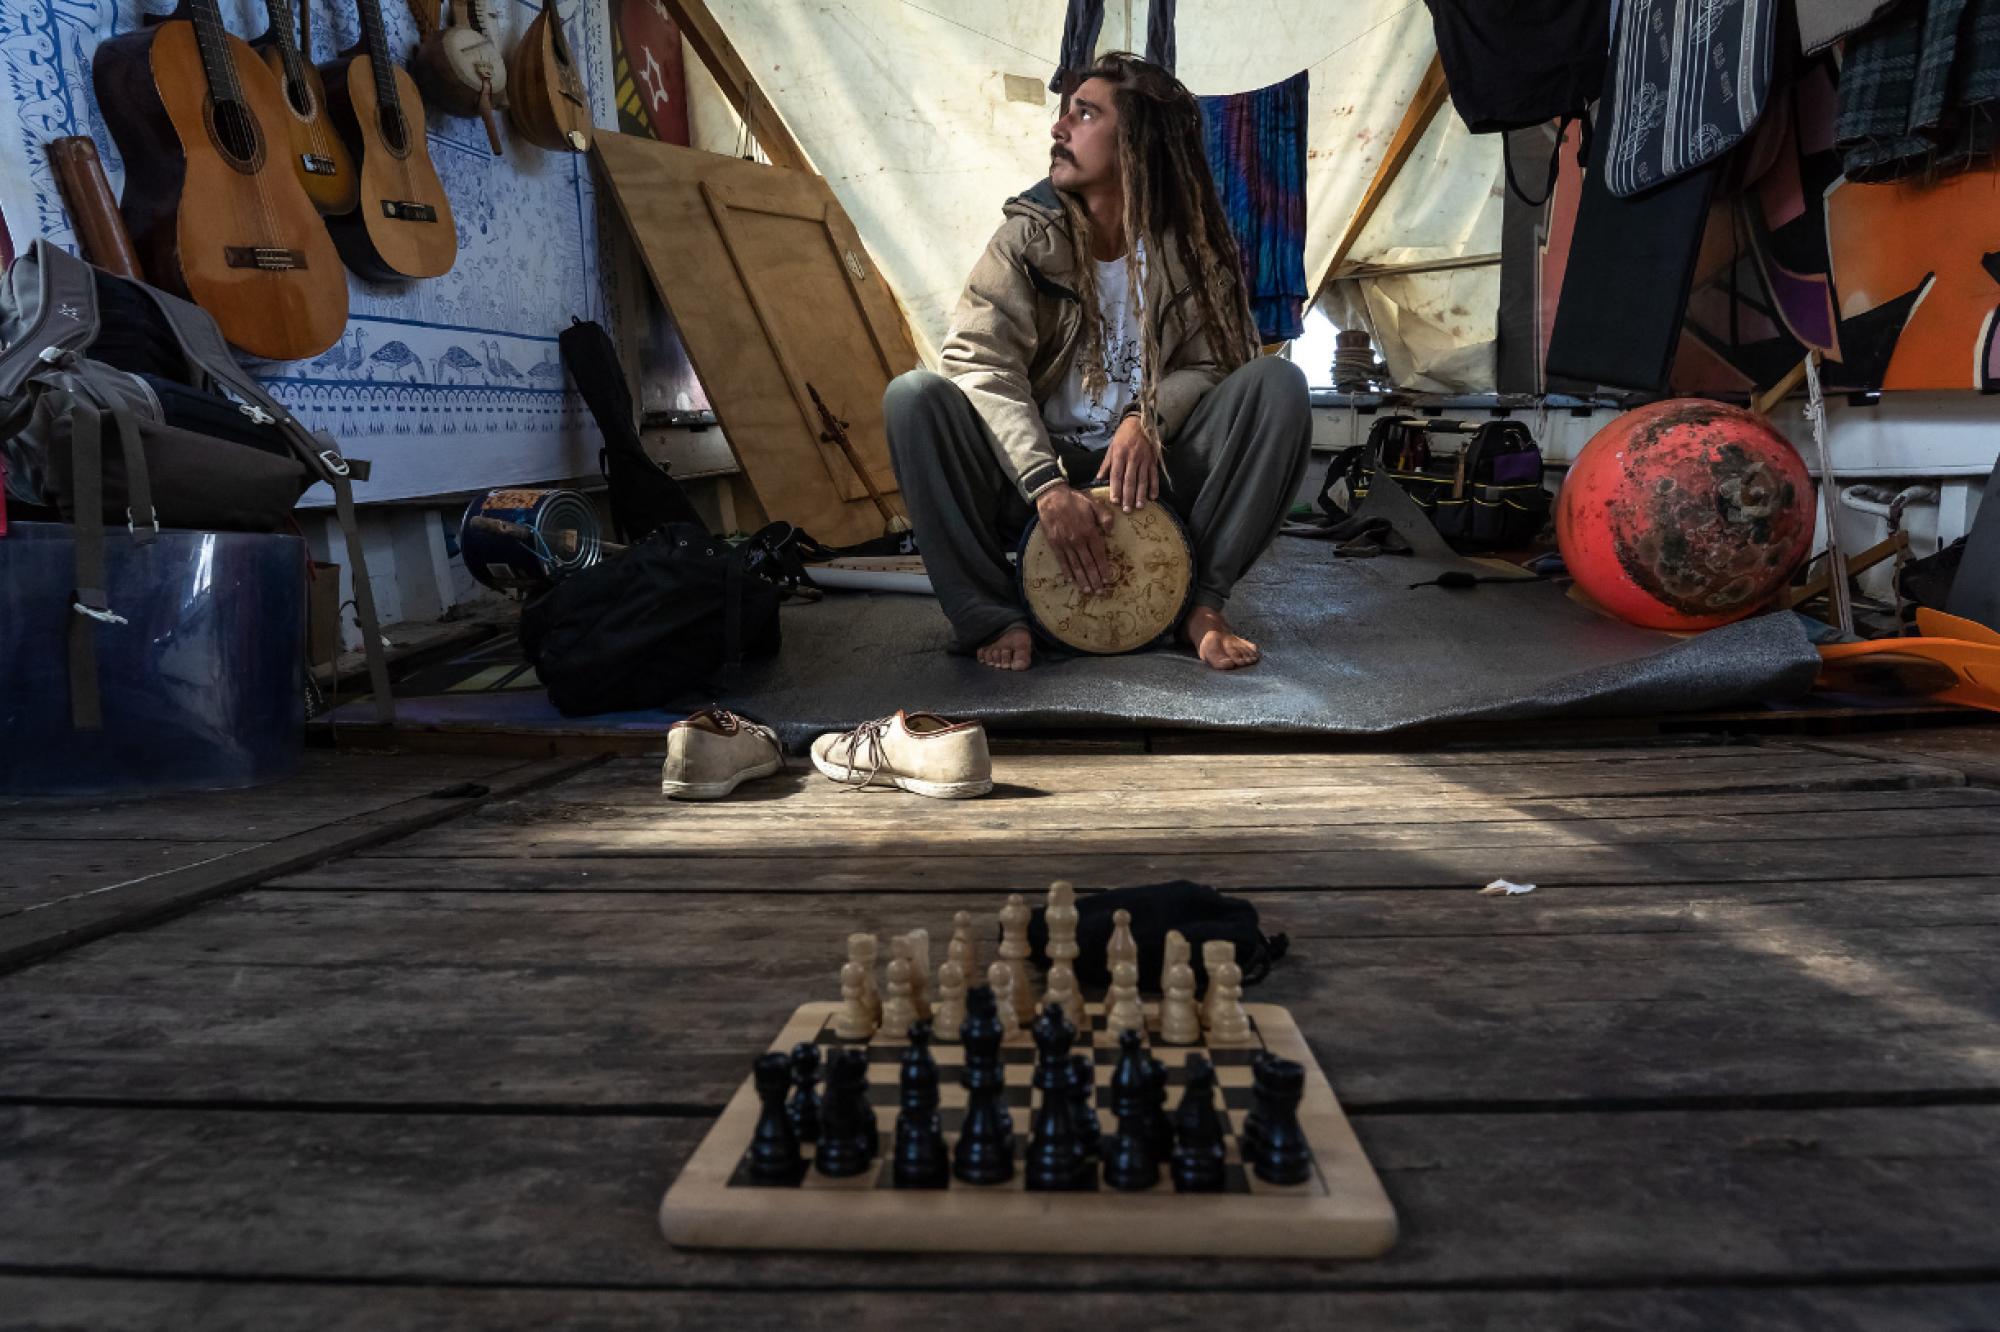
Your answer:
[660,1001,1398,1258]
[593,133,915,546]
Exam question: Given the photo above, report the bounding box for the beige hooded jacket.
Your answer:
[935,178,1228,505]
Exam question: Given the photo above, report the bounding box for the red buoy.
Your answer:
[1556,400,1814,631]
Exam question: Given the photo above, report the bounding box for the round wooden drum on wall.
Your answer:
[1017,489,1194,654]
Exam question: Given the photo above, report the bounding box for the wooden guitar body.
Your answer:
[320,52,458,280]
[93,20,348,361]
[506,0,591,153]
[251,42,359,214]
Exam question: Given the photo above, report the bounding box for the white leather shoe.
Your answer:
[810,712,992,799]
[661,709,782,799]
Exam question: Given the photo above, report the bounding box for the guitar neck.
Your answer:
[543,0,584,103]
[355,0,404,119]
[185,0,248,104]
[261,0,307,84]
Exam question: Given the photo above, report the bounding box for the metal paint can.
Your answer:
[458,488,603,591]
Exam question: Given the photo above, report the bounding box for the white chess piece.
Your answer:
[1043,879,1085,1029]
[848,934,881,1025]
[1105,957,1145,1035]
[998,895,1038,1024]
[987,961,1023,1043]
[932,959,967,1040]
[1106,907,1138,980]
[904,929,932,1021]
[950,909,981,977]
[881,955,917,1036]
[1160,930,1201,1045]
[835,960,876,1040]
[1203,939,1251,1044]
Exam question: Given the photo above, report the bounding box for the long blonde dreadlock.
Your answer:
[1058,52,1259,453]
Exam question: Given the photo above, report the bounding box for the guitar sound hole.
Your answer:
[378,105,409,154]
[212,99,260,165]
[284,77,313,119]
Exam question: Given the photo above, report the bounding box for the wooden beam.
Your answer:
[1312,52,1450,304]
[1752,356,1810,417]
[1332,251,1501,281]
[658,0,810,173]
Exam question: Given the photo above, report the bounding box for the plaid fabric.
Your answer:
[1199,73,1310,343]
[1960,0,2000,105]
[1838,0,2000,179]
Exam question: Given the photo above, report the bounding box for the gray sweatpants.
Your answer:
[884,357,1313,650]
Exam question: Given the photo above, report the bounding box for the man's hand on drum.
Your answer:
[1097,415,1159,512]
[1035,485,1116,594]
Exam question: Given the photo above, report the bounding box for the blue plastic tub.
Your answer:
[0,521,306,798]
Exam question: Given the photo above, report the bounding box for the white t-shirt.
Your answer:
[1041,251,1144,451]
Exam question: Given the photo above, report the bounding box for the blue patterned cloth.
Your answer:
[1603,0,1778,198]
[1199,72,1310,344]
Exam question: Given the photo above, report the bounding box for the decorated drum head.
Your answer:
[1017,489,1194,655]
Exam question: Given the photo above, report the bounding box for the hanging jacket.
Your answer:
[936,178,1226,505]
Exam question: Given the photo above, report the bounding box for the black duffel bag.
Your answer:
[519,522,786,717]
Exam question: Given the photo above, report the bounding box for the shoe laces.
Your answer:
[828,714,895,789]
[688,707,782,764]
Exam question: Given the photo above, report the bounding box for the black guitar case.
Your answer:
[558,317,707,542]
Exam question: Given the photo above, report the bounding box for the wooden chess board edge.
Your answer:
[658,1003,1400,1258]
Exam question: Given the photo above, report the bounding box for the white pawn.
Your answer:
[848,934,881,1025]
[932,959,967,1041]
[1160,930,1201,1045]
[835,960,876,1040]
[1106,907,1138,980]
[998,894,1038,1025]
[1043,880,1085,1028]
[904,929,932,1021]
[950,910,981,976]
[987,961,1024,1043]
[881,955,917,1035]
[1105,958,1145,1035]
[1202,939,1251,1044]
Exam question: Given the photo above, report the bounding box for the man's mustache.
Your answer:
[1051,146,1075,163]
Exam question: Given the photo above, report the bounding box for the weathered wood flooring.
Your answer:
[2,733,1999,1329]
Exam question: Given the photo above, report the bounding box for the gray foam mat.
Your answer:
[713,537,1821,750]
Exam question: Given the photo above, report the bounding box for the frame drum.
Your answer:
[1017,488,1194,654]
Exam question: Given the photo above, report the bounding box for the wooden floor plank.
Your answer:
[3,1277,1993,1332]
[0,841,261,915]
[2,1105,1994,1289]
[2,887,1992,1108]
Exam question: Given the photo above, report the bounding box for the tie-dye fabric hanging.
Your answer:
[1199,72,1310,344]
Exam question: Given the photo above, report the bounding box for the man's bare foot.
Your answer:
[977,626,1034,671]
[1180,605,1260,670]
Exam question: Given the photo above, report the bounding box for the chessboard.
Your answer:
[659,999,1399,1258]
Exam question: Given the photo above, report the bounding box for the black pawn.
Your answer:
[747,1052,802,1183]
[787,1041,822,1144]
[1170,1055,1227,1193]
[1069,1052,1103,1162]
[953,985,1015,1185]
[1103,1120,1159,1191]
[1140,1057,1175,1161]
[813,1047,875,1178]
[1104,1032,1161,1192]
[1240,1052,1274,1161]
[894,1022,950,1189]
[1026,1003,1086,1191]
[1251,1056,1314,1186]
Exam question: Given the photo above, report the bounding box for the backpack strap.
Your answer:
[0,241,99,401]
[64,395,113,728]
[129,279,396,724]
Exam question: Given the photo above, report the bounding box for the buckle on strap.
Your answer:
[240,404,276,426]
[73,602,129,625]
[126,507,160,536]
[318,449,350,478]
[38,345,76,367]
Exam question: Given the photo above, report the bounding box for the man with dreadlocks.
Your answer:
[883,51,1313,671]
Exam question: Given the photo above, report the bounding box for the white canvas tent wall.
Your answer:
[675,0,1501,392]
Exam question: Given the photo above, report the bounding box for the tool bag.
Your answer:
[518,521,787,717]
[0,240,395,727]
[1317,414,1551,552]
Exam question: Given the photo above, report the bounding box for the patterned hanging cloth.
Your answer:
[1145,0,1177,74]
[1601,0,1779,197]
[1199,72,1310,343]
[1835,0,2000,181]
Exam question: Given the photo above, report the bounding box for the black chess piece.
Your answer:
[1140,1056,1175,1161]
[1240,1052,1273,1161]
[894,1021,950,1189]
[1103,1121,1159,1191]
[1069,1051,1103,1162]
[1170,1055,1227,1193]
[787,1041,822,1144]
[1251,1056,1314,1186]
[1026,1002,1087,1191]
[813,1047,875,1178]
[952,985,1015,1185]
[748,1051,803,1183]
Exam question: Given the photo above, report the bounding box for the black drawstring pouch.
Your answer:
[1025,881,1289,991]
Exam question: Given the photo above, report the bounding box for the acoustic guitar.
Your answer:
[320,0,458,280]
[410,0,507,154]
[250,0,359,214]
[91,0,349,361]
[507,0,591,153]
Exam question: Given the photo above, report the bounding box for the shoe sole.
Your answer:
[809,751,992,799]
[661,756,782,800]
